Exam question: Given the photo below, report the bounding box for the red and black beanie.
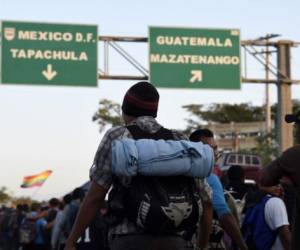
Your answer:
[122,81,159,118]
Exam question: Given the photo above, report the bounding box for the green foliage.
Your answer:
[11,197,38,207]
[270,99,300,121]
[183,103,264,123]
[0,187,12,203]
[92,99,123,132]
[239,130,279,166]
[0,187,40,205]
[254,131,279,166]
[182,103,265,135]
[181,104,204,135]
[184,100,300,130]
[292,99,300,114]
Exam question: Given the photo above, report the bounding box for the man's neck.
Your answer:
[125,117,136,125]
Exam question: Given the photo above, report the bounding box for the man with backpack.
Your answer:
[261,110,300,250]
[20,202,41,250]
[241,189,291,250]
[65,81,213,250]
[190,129,248,250]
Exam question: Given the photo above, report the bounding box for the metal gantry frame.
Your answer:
[98,35,299,84]
[97,35,300,152]
[99,36,148,81]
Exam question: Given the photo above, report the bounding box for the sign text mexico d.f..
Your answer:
[1,21,98,86]
[149,27,241,89]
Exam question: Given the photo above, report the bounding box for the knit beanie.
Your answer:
[122,81,159,118]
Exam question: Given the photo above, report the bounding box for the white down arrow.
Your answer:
[42,64,57,81]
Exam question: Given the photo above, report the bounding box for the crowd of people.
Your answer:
[0,188,109,250]
[1,81,300,250]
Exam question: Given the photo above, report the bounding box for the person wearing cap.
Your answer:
[260,110,300,250]
[190,129,248,250]
[64,81,212,250]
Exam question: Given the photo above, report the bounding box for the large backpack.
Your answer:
[109,125,200,239]
[19,217,37,244]
[241,195,277,250]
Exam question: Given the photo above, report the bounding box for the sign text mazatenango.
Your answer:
[149,27,241,89]
[150,35,240,65]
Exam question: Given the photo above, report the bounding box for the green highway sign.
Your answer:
[149,26,241,89]
[0,21,98,86]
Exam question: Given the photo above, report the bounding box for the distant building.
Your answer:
[204,121,274,152]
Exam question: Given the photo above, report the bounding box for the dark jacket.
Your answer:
[261,145,300,250]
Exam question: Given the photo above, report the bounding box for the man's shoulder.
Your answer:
[103,126,127,140]
[266,196,285,207]
[106,125,126,134]
[264,196,289,228]
[264,196,287,215]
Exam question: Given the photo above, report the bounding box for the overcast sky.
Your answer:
[0,0,300,200]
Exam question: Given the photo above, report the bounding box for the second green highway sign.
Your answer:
[149,26,241,89]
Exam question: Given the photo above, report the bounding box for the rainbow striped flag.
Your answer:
[20,170,52,188]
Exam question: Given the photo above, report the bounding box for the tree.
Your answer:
[183,101,300,132]
[11,196,37,207]
[239,130,279,166]
[184,100,300,130]
[92,99,122,132]
[182,103,265,134]
[0,187,12,204]
[270,99,300,121]
[292,99,300,113]
[183,103,264,123]
[254,130,278,165]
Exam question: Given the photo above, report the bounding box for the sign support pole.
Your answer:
[277,40,293,152]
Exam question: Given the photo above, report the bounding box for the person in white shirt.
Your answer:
[264,196,290,250]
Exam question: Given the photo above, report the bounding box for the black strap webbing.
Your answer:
[126,124,174,140]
